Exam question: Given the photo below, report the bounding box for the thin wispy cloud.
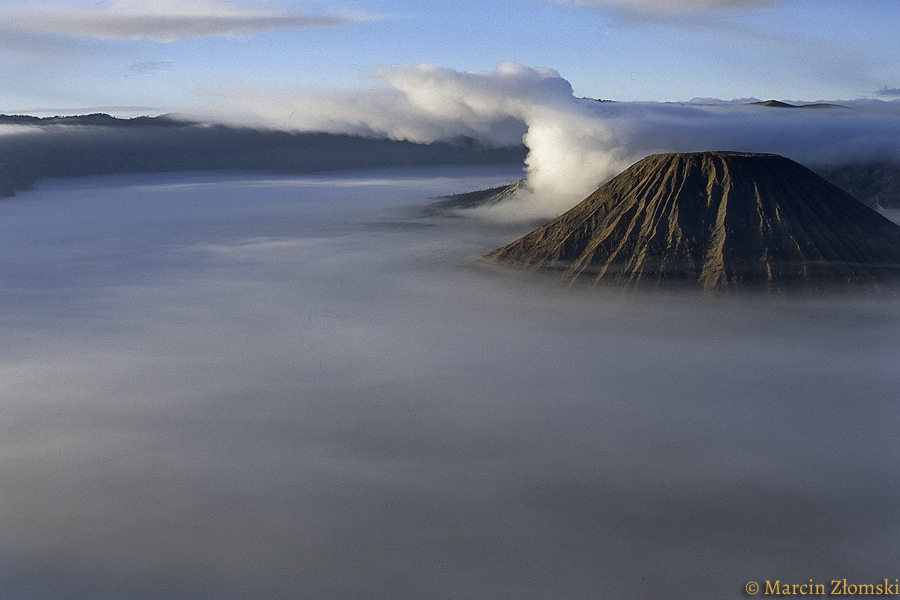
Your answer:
[1,0,378,42]
[126,60,174,76]
[876,87,900,98]
[548,0,817,78]
[551,0,791,18]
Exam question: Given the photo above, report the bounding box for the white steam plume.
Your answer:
[199,62,636,215]
[198,62,900,219]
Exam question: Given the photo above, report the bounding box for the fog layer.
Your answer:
[1,168,898,599]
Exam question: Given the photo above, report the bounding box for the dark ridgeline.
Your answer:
[486,152,900,289]
[428,178,527,212]
[0,114,527,197]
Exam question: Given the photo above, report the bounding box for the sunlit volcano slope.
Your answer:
[486,152,900,288]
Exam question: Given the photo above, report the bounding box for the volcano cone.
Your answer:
[486,152,900,288]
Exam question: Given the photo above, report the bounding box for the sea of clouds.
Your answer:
[1,167,898,599]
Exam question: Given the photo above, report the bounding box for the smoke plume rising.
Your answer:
[200,62,900,218]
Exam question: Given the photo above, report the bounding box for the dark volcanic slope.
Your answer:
[486,152,900,288]
[815,162,900,209]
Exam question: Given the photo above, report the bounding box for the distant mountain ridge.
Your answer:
[428,178,527,212]
[486,152,900,289]
[0,114,527,197]
[747,100,847,109]
[0,113,182,127]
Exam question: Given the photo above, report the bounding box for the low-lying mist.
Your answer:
[1,167,898,599]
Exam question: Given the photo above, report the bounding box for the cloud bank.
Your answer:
[2,0,375,42]
[202,61,900,218]
[2,170,899,599]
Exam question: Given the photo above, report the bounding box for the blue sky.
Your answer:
[1,0,899,117]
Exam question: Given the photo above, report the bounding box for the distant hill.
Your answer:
[485,152,900,289]
[428,178,527,212]
[747,100,847,109]
[0,114,527,197]
[0,113,179,127]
